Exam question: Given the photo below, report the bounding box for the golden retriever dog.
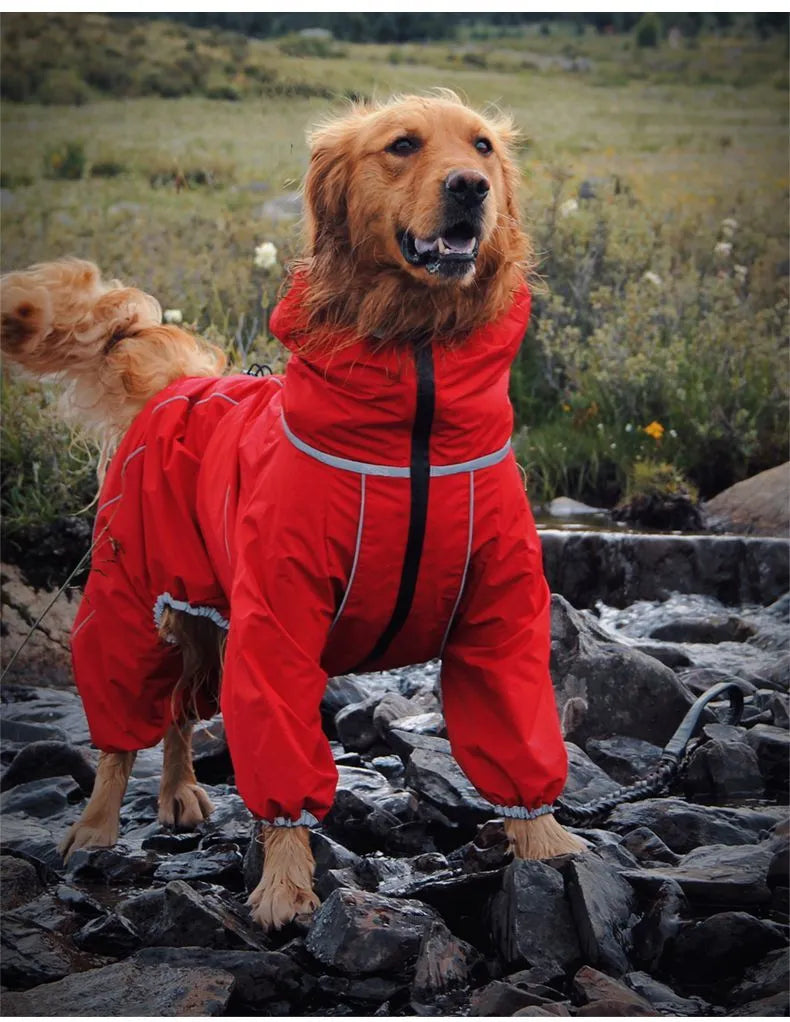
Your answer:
[1,93,584,931]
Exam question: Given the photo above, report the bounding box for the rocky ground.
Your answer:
[1,566,789,1016]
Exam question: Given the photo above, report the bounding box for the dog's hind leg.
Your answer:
[247,825,320,931]
[59,750,136,863]
[158,719,214,828]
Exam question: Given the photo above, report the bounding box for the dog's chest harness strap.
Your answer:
[352,343,435,670]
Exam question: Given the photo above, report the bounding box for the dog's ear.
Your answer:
[303,110,365,257]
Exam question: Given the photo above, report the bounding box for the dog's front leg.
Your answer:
[158,720,214,828]
[505,814,587,859]
[59,750,136,862]
[247,825,320,930]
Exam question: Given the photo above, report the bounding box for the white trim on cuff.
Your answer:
[492,804,555,820]
[261,811,320,828]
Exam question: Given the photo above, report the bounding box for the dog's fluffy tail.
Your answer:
[1,258,226,448]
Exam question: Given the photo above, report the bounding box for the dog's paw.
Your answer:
[247,874,320,931]
[58,817,119,864]
[158,783,214,829]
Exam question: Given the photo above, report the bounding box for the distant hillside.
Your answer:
[2,12,787,106]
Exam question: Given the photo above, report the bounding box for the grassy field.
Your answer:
[1,15,788,534]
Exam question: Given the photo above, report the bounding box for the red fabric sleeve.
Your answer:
[440,480,568,812]
[220,484,339,824]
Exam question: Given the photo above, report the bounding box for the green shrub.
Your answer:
[90,159,126,178]
[635,13,662,48]
[43,141,86,180]
[277,32,346,59]
[36,68,92,106]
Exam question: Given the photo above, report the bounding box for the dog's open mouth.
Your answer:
[399,223,479,276]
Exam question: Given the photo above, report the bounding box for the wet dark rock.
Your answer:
[1,913,108,990]
[324,767,419,853]
[191,718,233,786]
[572,965,655,1012]
[321,675,371,719]
[2,956,236,1015]
[141,828,202,853]
[575,998,657,1015]
[746,724,790,795]
[1,815,63,870]
[551,596,694,747]
[470,980,553,1016]
[154,841,244,889]
[488,860,580,973]
[0,685,91,745]
[649,614,756,644]
[405,745,491,826]
[512,1006,572,1017]
[386,727,451,763]
[335,695,384,752]
[667,911,787,985]
[134,946,312,1011]
[624,641,692,669]
[566,854,637,976]
[607,797,780,853]
[312,830,362,879]
[318,973,406,1008]
[619,827,681,866]
[624,971,712,1016]
[630,879,688,970]
[562,744,620,805]
[370,753,405,782]
[540,530,789,609]
[622,840,775,908]
[1,775,81,818]
[755,690,790,728]
[73,913,141,956]
[0,855,43,910]
[585,736,663,786]
[373,693,418,735]
[305,888,438,975]
[146,880,269,951]
[66,843,161,883]
[54,883,104,917]
[0,718,68,744]
[411,918,478,1004]
[196,787,250,846]
[387,711,447,740]
[1,741,95,794]
[448,819,513,875]
[729,948,790,1007]
[683,735,764,801]
[316,866,364,899]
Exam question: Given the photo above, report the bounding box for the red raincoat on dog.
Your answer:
[72,277,568,827]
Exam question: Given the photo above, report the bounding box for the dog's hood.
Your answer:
[270,274,532,469]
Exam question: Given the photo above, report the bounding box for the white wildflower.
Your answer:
[254,241,278,271]
[625,423,633,433]
[669,428,678,438]
[642,270,663,287]
[720,217,738,238]
[559,198,578,219]
[597,422,604,432]
[734,264,748,282]
[610,442,616,449]
[163,308,183,324]
[714,241,732,259]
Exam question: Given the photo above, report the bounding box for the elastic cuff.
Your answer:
[261,810,319,828]
[492,804,555,821]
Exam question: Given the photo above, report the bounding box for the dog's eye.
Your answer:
[474,137,493,155]
[387,136,421,156]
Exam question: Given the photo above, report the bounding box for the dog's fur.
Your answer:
[1,93,584,931]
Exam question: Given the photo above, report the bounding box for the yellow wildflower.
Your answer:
[644,421,665,440]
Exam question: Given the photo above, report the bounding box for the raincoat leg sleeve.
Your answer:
[220,496,339,827]
[440,479,567,816]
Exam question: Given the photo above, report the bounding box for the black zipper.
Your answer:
[352,342,435,670]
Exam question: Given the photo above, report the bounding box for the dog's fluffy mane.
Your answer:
[291,90,532,349]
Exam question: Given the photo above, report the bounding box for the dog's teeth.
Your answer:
[437,237,448,255]
[414,236,438,255]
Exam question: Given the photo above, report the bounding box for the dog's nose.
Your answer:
[445,170,490,208]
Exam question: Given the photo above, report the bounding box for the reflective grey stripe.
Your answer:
[439,470,474,654]
[282,412,511,477]
[492,804,555,820]
[331,475,366,631]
